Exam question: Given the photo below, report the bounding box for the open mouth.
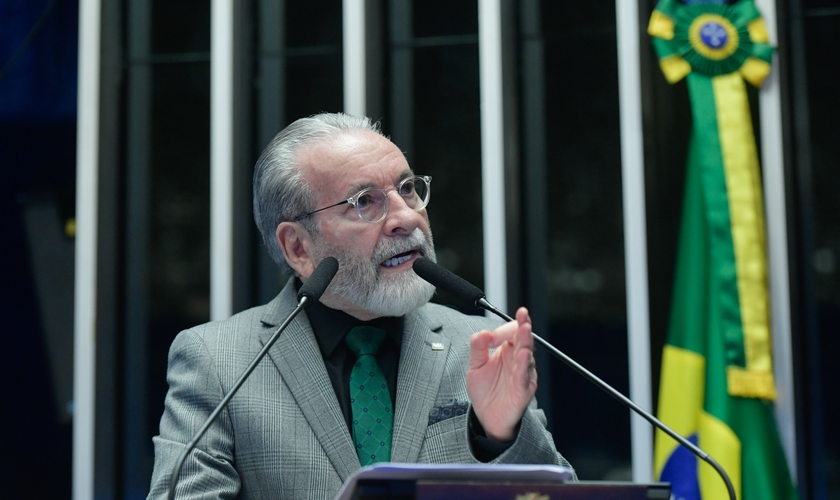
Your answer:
[381,250,416,268]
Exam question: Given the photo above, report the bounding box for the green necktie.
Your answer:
[345,326,393,465]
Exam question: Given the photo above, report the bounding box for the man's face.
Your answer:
[295,131,436,319]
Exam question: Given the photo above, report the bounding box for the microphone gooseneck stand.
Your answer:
[412,257,736,500]
[166,257,339,500]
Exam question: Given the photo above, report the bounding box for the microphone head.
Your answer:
[297,257,339,302]
[412,257,486,307]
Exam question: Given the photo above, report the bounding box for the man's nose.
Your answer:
[382,191,422,236]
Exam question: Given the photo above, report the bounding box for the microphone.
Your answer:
[167,257,339,500]
[412,257,736,500]
[298,256,339,302]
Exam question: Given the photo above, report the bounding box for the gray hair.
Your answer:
[253,112,384,272]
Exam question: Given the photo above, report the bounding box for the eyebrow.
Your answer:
[342,169,415,199]
[343,181,378,199]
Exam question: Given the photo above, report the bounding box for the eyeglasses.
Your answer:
[293,175,432,224]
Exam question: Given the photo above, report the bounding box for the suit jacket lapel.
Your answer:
[390,308,448,463]
[258,281,361,482]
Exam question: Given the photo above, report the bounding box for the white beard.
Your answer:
[311,228,437,317]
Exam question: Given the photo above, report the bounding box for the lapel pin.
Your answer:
[431,343,444,351]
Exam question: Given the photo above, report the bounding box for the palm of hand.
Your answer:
[466,308,537,442]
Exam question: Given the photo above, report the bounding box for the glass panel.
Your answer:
[123,1,211,495]
[413,0,478,37]
[151,0,211,54]
[148,62,211,327]
[2,1,79,495]
[380,0,484,311]
[803,10,840,497]
[285,53,344,120]
[803,0,840,9]
[139,60,212,495]
[252,0,344,304]
[287,0,343,47]
[522,0,631,480]
[541,5,625,321]
[412,44,484,303]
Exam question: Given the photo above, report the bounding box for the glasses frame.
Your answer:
[292,175,432,224]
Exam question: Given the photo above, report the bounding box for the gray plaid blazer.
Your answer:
[147,279,572,499]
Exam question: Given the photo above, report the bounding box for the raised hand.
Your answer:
[466,307,537,442]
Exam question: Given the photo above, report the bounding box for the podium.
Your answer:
[335,464,670,500]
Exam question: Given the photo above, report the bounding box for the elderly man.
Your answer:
[148,113,573,499]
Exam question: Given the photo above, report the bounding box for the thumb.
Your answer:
[469,330,493,369]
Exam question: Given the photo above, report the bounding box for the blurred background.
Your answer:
[1,0,837,498]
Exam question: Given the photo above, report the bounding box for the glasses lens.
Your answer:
[355,189,388,222]
[399,176,430,209]
[351,176,431,223]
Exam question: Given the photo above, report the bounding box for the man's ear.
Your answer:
[276,222,316,278]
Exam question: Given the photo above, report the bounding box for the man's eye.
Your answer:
[399,180,415,196]
[356,192,375,208]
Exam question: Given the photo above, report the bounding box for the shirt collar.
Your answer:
[297,279,404,357]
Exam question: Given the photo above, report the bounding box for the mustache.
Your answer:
[371,229,432,264]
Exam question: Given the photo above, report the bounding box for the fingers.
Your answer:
[469,329,494,369]
[514,307,534,352]
[470,307,536,369]
[479,307,532,348]
[514,338,535,374]
[486,318,518,348]
[513,308,536,378]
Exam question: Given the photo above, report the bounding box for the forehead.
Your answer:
[297,131,411,199]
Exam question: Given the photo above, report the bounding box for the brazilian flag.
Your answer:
[649,1,798,499]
